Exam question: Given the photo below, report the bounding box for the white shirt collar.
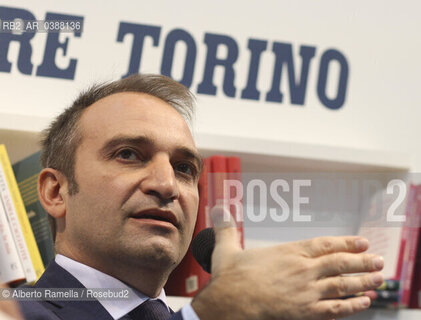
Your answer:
[55,254,169,320]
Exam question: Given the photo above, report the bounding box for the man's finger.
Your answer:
[317,272,384,299]
[300,236,369,258]
[316,253,384,277]
[210,203,242,275]
[314,296,371,319]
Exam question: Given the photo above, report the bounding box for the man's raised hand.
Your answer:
[192,205,383,320]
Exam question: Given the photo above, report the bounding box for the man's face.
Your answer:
[61,92,200,273]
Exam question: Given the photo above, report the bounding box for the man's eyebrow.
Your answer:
[99,135,153,155]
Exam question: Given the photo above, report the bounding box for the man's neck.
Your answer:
[56,244,171,298]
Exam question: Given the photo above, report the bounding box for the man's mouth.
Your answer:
[129,209,179,228]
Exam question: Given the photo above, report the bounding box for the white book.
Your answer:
[0,196,25,283]
[0,163,37,282]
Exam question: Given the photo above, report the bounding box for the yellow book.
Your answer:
[0,145,44,282]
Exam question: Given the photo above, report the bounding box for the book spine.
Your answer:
[400,185,421,306]
[398,185,415,306]
[394,185,414,280]
[196,158,212,236]
[409,230,421,308]
[0,196,25,284]
[0,145,44,282]
[226,156,244,248]
[12,151,55,267]
[209,155,227,209]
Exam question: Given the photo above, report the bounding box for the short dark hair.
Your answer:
[40,74,196,240]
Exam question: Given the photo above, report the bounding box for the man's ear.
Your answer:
[38,168,69,218]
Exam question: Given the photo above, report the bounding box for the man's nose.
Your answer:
[140,155,179,202]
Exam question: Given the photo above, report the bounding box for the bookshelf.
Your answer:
[167,294,421,320]
[196,132,410,173]
[346,309,421,320]
[0,109,411,170]
[167,296,421,320]
[1,114,420,318]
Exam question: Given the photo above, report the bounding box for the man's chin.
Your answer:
[122,222,187,268]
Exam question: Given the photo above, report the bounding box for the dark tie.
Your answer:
[128,299,171,320]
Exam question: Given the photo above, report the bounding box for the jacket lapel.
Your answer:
[33,260,114,320]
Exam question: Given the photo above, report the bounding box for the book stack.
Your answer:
[370,279,400,308]
[0,145,44,285]
[343,279,400,308]
[165,155,244,296]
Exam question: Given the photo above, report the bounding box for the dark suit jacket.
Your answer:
[18,261,184,320]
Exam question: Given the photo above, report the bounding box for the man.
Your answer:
[11,74,383,320]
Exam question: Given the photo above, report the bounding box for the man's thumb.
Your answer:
[210,202,242,274]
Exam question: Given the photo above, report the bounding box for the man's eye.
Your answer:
[116,149,138,161]
[174,163,195,177]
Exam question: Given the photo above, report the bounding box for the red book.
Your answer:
[165,159,212,296]
[226,157,244,247]
[209,155,227,209]
[209,156,244,248]
[409,229,421,308]
[196,158,212,239]
[400,185,421,307]
[395,184,417,281]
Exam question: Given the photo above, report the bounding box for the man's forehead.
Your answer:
[78,91,196,149]
[84,91,179,116]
